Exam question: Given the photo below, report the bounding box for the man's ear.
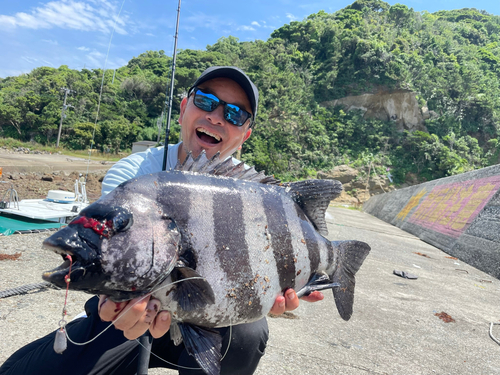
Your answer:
[178,97,188,125]
[238,128,252,150]
[243,127,252,142]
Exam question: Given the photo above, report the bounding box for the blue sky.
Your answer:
[0,0,499,78]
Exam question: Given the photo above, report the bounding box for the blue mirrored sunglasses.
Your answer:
[189,87,253,127]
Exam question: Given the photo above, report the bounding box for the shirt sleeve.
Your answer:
[101,144,179,196]
[100,154,145,196]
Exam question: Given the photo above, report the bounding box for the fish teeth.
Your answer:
[197,128,221,141]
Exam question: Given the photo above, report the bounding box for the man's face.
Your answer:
[178,77,252,161]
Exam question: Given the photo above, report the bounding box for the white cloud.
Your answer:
[0,69,29,78]
[77,46,90,51]
[0,0,129,35]
[42,59,55,67]
[286,13,298,21]
[251,21,260,27]
[184,12,231,32]
[237,25,255,31]
[85,50,105,67]
[21,56,38,63]
[145,33,155,37]
[42,39,58,45]
[258,20,276,29]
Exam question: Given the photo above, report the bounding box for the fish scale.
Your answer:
[240,183,280,316]
[41,152,371,375]
[280,192,312,288]
[294,203,321,274]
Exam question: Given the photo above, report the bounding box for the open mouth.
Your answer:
[42,249,82,283]
[196,128,221,145]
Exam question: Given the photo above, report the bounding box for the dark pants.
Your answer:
[0,296,269,375]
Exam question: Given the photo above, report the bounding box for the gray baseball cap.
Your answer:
[190,66,259,122]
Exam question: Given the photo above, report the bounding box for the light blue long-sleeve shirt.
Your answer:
[101,144,180,196]
[101,143,246,196]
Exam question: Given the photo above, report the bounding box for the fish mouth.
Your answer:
[42,248,86,287]
[196,127,221,145]
[41,228,99,289]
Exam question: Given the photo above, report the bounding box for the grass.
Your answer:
[0,137,127,162]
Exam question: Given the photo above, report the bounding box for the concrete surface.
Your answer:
[364,164,500,280]
[0,207,499,374]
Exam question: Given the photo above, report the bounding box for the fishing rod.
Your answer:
[138,2,182,374]
[162,0,182,172]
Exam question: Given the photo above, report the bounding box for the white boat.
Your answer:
[0,176,89,224]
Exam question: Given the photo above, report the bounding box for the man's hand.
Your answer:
[269,289,324,315]
[98,295,171,340]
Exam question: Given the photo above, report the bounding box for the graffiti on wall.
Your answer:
[396,189,427,221]
[397,175,500,238]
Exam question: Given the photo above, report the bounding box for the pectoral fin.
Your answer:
[171,265,215,311]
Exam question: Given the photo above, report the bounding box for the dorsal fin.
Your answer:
[285,179,343,236]
[174,150,280,184]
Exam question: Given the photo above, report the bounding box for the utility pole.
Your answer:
[56,88,74,148]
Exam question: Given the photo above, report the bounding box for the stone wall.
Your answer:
[363,165,500,279]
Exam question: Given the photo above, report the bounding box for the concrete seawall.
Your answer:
[363,164,500,279]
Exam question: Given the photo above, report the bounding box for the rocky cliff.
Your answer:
[322,89,432,132]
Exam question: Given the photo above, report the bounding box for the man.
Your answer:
[0,66,322,375]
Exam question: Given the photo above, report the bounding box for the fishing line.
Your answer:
[63,276,205,346]
[63,276,233,371]
[133,318,234,370]
[84,0,127,181]
[134,337,200,371]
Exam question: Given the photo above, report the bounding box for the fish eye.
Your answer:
[112,212,134,233]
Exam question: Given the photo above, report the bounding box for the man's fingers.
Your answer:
[269,288,301,315]
[99,295,150,332]
[269,295,286,315]
[98,295,147,323]
[283,289,299,311]
[300,291,324,303]
[150,311,171,339]
[122,299,161,340]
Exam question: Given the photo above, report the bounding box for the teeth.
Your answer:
[197,128,221,141]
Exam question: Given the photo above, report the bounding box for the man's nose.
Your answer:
[206,104,225,125]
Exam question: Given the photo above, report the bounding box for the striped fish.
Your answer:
[42,152,370,375]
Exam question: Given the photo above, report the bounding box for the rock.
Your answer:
[346,179,367,190]
[41,175,53,182]
[321,88,428,132]
[428,110,439,119]
[405,172,419,184]
[356,190,371,203]
[337,191,360,205]
[318,165,359,183]
[421,106,430,120]
[8,173,20,180]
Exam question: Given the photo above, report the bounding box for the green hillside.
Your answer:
[1,0,499,182]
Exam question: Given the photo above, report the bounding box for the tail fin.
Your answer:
[331,240,370,321]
